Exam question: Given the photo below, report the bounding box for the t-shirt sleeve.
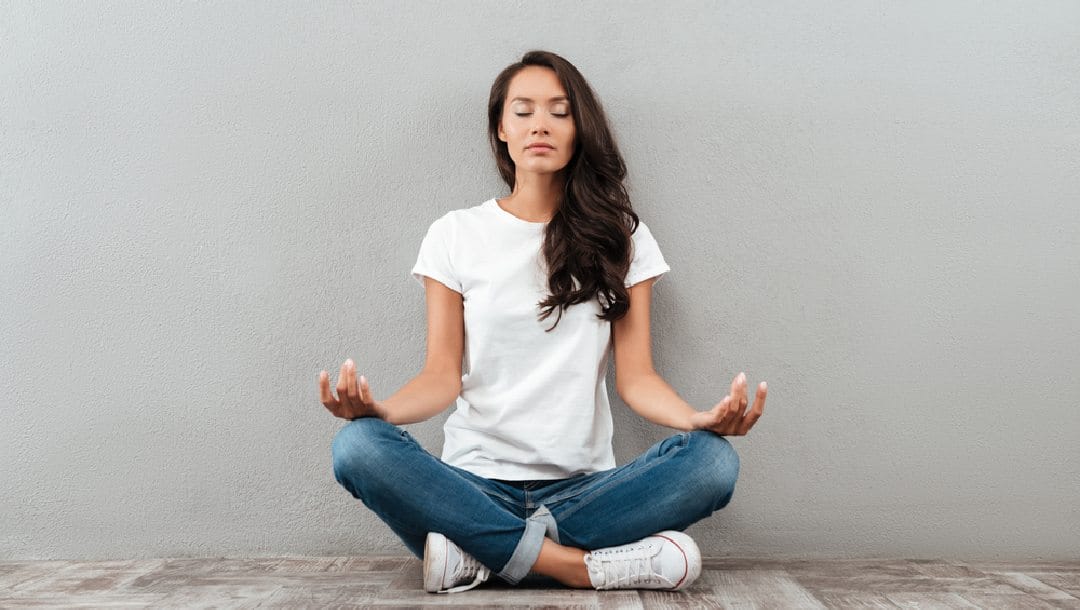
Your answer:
[410,215,463,293]
[624,219,671,288]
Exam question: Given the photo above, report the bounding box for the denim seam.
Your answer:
[552,432,691,525]
[439,462,513,503]
[541,433,691,507]
[391,425,527,518]
[538,472,615,506]
[483,490,521,511]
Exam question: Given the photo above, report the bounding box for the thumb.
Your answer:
[712,396,733,421]
[360,375,372,403]
[713,395,731,413]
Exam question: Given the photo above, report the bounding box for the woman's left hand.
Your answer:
[689,371,767,436]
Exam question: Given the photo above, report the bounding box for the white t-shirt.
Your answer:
[410,197,671,480]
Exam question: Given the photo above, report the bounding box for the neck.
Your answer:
[502,172,565,222]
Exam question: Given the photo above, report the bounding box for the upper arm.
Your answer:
[421,276,464,389]
[612,276,660,397]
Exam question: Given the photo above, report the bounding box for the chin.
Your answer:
[518,157,569,170]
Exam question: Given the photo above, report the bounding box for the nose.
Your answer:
[531,118,550,135]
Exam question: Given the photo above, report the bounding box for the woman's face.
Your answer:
[498,66,576,175]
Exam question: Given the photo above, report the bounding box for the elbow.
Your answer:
[615,370,657,403]
[423,366,461,388]
[615,381,629,403]
[431,368,462,402]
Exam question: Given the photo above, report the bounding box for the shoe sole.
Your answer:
[422,532,448,593]
[653,530,702,590]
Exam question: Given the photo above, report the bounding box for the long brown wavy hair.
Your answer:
[488,50,641,332]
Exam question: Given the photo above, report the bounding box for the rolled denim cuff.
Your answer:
[496,504,559,584]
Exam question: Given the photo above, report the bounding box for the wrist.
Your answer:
[373,400,393,424]
[683,410,702,432]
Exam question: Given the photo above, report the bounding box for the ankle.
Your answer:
[561,548,596,587]
[530,540,592,588]
[557,550,592,588]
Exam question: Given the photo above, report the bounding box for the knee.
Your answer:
[686,430,740,509]
[331,417,401,485]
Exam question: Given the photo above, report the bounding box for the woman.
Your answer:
[319,49,767,594]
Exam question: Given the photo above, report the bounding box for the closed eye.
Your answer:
[515,112,569,118]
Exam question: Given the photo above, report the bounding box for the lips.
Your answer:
[527,144,554,150]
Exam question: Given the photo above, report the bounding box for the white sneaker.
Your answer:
[583,530,702,590]
[423,531,491,593]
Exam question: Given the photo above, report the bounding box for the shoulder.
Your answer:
[631,218,658,240]
[427,199,489,232]
[624,216,671,287]
[628,217,664,257]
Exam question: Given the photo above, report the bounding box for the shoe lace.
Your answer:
[593,545,665,589]
[442,552,490,594]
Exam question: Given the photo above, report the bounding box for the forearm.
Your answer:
[617,373,699,432]
[373,369,461,426]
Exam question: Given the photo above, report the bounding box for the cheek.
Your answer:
[509,125,532,145]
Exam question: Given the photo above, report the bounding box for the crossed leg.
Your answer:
[331,417,553,585]
[528,431,740,586]
[332,419,738,588]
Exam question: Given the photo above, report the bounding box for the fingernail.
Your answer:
[360,375,366,385]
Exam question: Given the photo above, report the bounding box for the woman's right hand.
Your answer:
[319,358,382,420]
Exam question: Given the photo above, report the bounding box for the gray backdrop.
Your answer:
[2,1,1078,561]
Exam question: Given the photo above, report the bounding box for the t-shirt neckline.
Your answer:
[487,198,550,228]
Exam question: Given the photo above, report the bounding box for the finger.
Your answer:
[319,370,337,406]
[738,382,767,435]
[733,375,749,419]
[705,402,724,430]
[359,374,371,405]
[751,381,766,416]
[730,371,747,423]
[336,361,349,403]
[735,372,748,417]
[707,396,727,422]
[715,395,737,430]
[726,389,748,434]
[346,359,360,401]
[320,372,344,417]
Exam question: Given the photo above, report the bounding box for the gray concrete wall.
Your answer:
[2,1,1078,560]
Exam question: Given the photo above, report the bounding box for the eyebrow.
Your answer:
[510,96,569,103]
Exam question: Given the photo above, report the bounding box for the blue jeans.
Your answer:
[331,417,739,585]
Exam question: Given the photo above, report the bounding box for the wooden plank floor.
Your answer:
[1,556,1078,608]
